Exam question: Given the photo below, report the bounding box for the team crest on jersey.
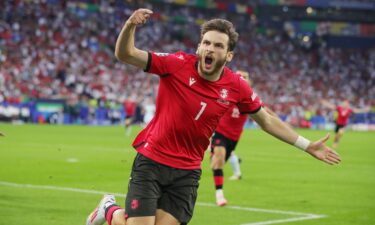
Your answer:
[220,89,228,99]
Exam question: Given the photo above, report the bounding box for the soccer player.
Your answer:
[86,8,340,225]
[321,99,370,149]
[211,70,278,206]
[123,95,136,136]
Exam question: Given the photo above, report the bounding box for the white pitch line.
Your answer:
[195,202,326,225]
[241,215,326,225]
[197,202,319,216]
[0,181,326,225]
[0,181,126,197]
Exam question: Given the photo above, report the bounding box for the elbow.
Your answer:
[115,50,131,63]
[114,44,136,63]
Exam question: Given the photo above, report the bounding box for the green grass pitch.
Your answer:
[0,124,374,225]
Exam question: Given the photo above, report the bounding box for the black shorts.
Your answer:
[335,123,346,133]
[125,153,201,225]
[211,132,238,161]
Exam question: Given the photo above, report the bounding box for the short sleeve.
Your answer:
[237,78,262,114]
[145,51,185,76]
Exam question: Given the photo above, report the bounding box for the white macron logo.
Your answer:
[251,92,258,101]
[176,54,184,60]
[189,77,196,86]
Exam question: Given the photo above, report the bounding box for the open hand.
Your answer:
[306,134,341,165]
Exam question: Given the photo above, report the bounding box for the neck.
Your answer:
[197,63,224,82]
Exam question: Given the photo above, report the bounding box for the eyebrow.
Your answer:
[202,39,225,47]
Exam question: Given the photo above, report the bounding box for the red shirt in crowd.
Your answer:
[336,105,353,126]
[123,99,136,117]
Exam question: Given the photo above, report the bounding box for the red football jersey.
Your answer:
[336,106,353,126]
[123,100,136,116]
[215,106,248,141]
[132,51,262,169]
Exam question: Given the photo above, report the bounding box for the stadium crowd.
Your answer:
[0,0,374,126]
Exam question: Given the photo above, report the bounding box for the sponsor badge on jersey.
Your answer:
[155,52,169,56]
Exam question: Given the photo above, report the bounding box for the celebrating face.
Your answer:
[197,30,233,78]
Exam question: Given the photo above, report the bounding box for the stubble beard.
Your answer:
[199,55,226,78]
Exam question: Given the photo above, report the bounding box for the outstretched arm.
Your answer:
[321,99,336,110]
[263,106,278,118]
[352,106,371,114]
[250,108,341,165]
[115,8,153,69]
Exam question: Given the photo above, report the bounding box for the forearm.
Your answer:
[251,109,340,165]
[251,108,309,150]
[115,22,137,61]
[114,21,148,68]
[260,115,300,146]
[353,107,370,113]
[321,100,335,110]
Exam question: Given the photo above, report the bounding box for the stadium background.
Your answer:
[1,0,374,128]
[0,1,374,225]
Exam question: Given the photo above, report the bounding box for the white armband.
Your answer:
[294,136,311,151]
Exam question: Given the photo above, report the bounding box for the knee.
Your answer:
[212,155,225,168]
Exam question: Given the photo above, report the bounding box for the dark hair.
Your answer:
[200,19,239,51]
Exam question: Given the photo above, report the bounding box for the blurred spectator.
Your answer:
[0,0,373,126]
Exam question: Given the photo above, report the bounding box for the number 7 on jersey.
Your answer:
[195,102,207,120]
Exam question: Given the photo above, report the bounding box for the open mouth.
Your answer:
[204,56,214,69]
